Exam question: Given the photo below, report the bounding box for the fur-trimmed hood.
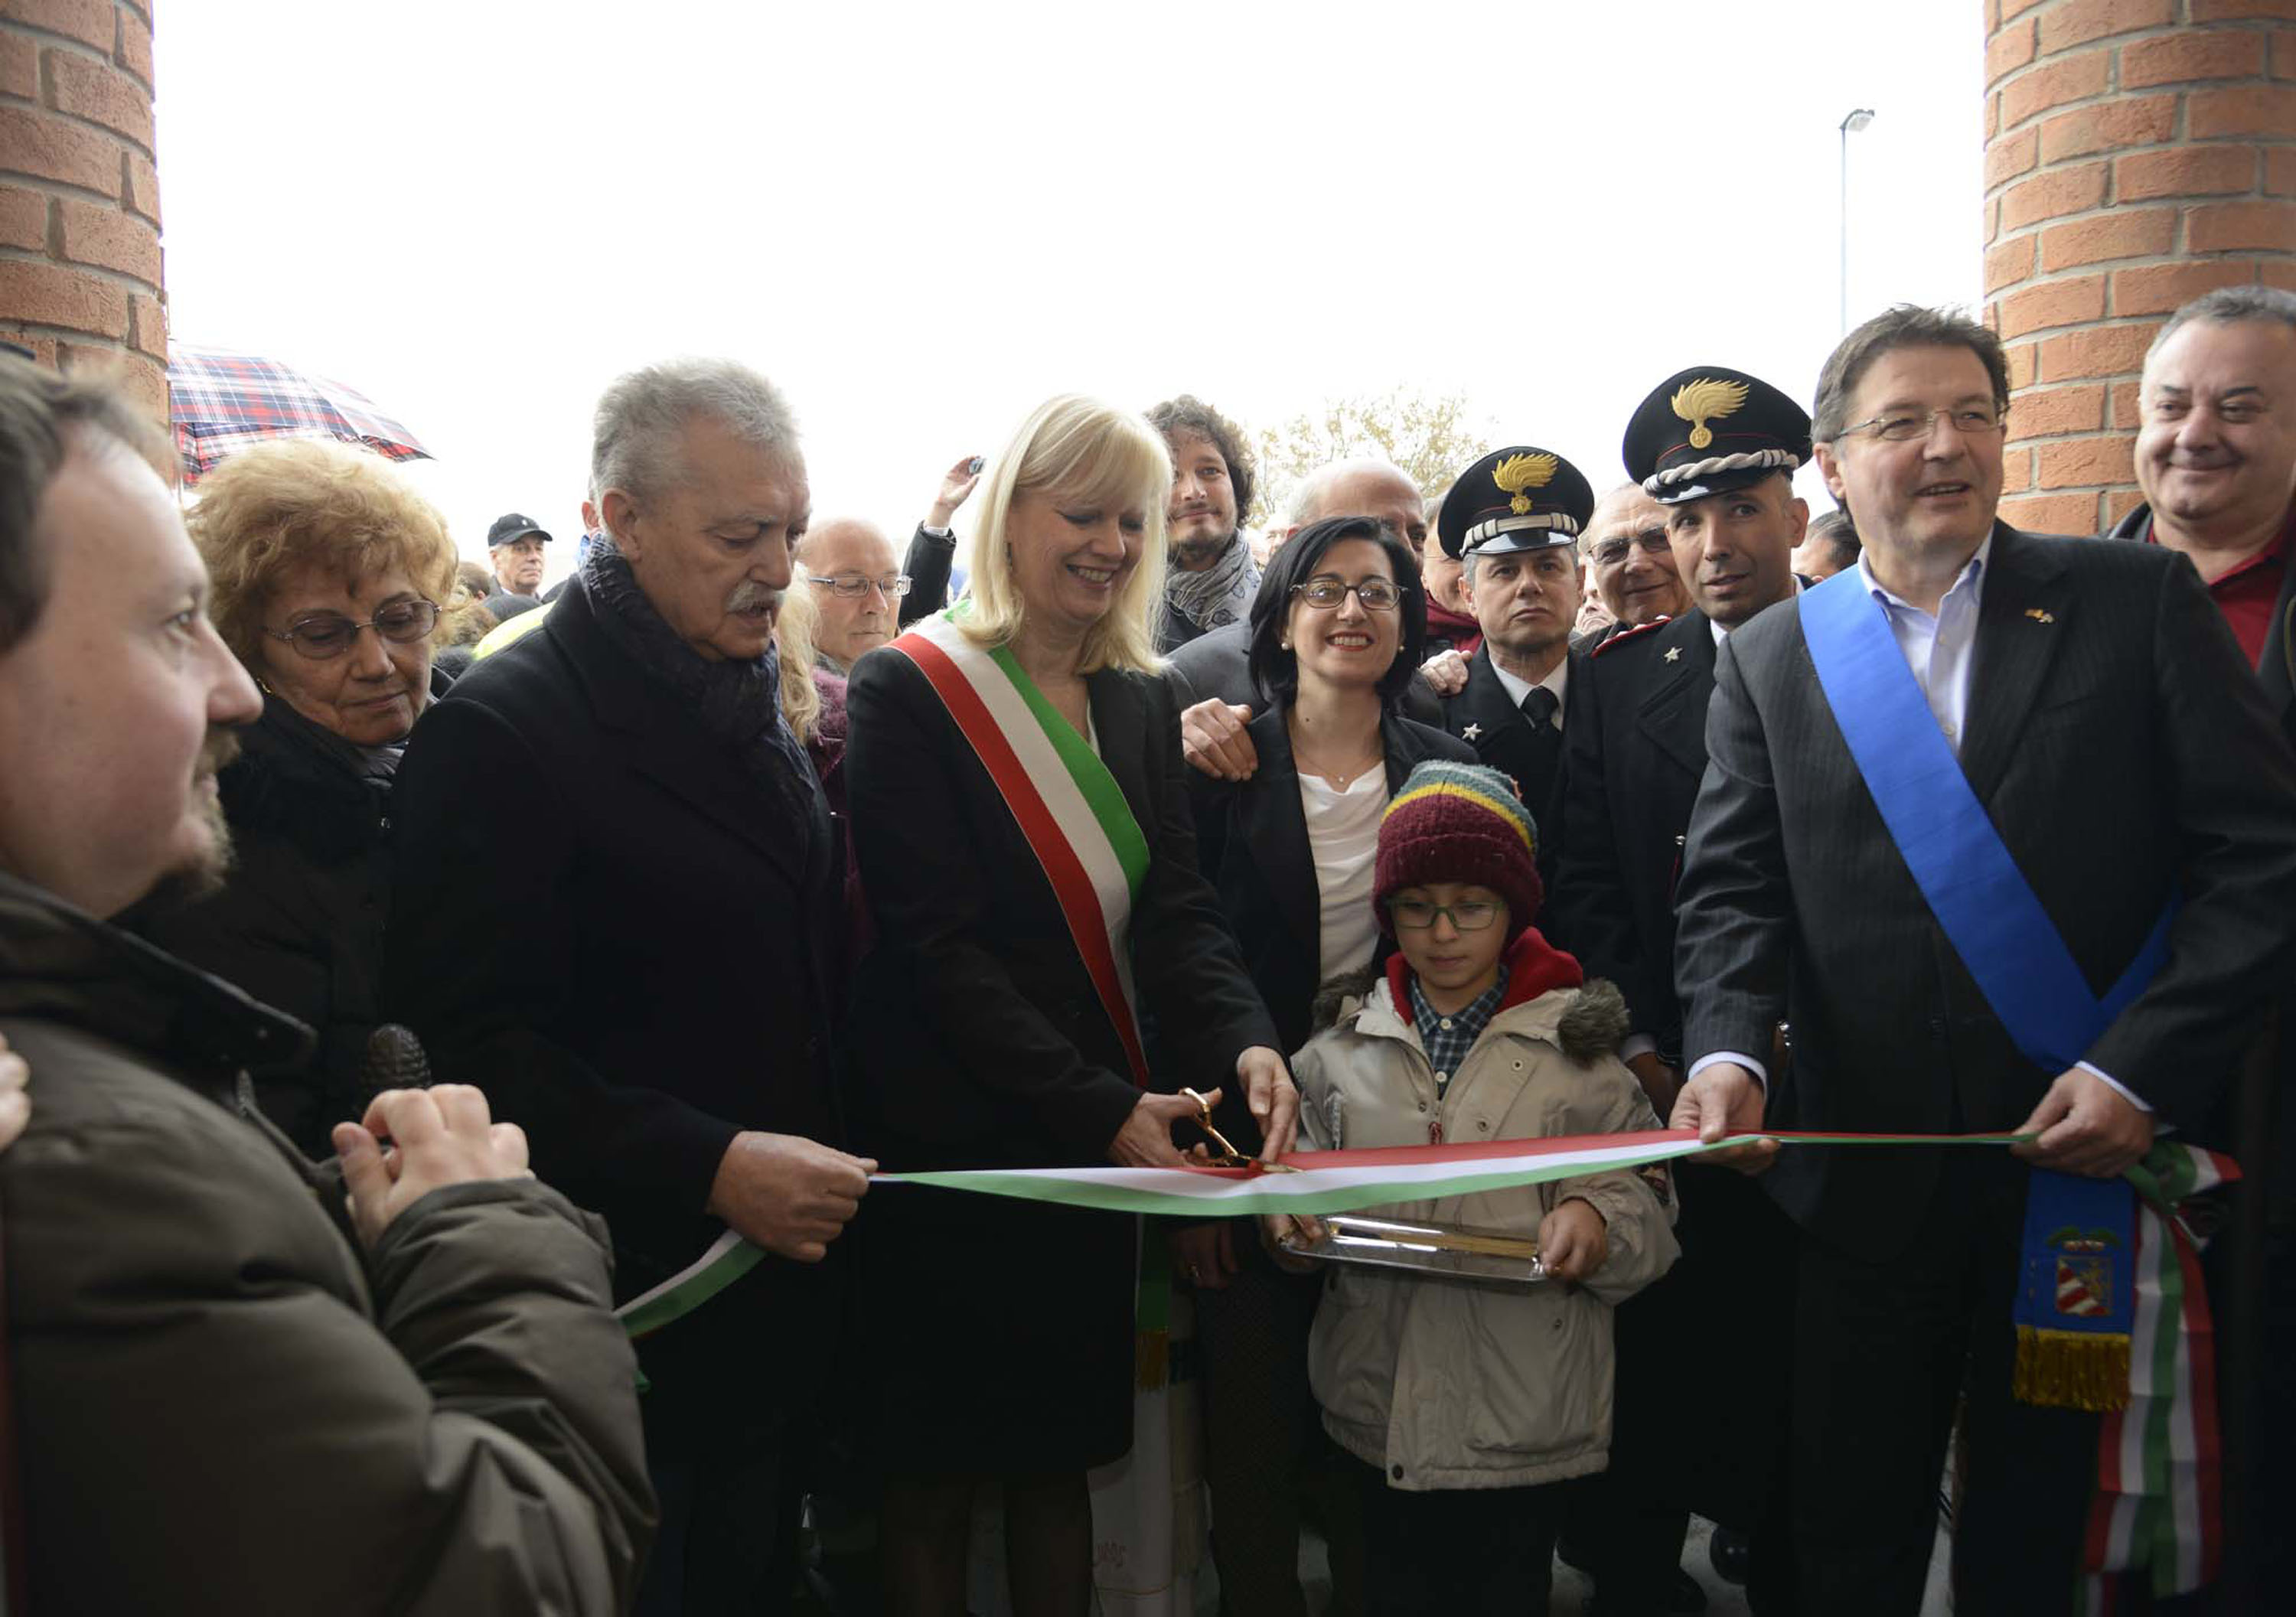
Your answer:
[1309,931,1630,1064]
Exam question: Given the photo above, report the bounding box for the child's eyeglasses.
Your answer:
[1389,899,1500,931]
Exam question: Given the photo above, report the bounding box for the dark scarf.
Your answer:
[580,539,826,867]
[1424,598,1483,658]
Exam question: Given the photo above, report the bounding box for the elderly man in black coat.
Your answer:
[386,358,872,1616]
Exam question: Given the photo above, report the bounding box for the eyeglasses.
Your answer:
[807,573,912,600]
[1388,898,1501,931]
[1589,530,1671,569]
[1835,406,2005,443]
[263,599,441,660]
[1292,577,1403,612]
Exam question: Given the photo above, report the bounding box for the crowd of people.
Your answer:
[1,283,2294,1617]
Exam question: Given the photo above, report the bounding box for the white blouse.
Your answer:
[1298,770,1388,983]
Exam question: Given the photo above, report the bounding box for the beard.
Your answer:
[139,729,242,917]
[1169,528,1234,569]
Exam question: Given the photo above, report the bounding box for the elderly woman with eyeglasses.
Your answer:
[135,438,458,1156]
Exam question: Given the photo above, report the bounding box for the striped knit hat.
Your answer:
[1374,760,1542,947]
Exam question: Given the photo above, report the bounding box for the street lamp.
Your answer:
[1840,108,1876,334]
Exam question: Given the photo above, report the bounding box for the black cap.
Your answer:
[487,512,552,548]
[1623,367,1811,507]
[1436,446,1595,561]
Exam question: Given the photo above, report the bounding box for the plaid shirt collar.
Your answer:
[1407,965,1510,1094]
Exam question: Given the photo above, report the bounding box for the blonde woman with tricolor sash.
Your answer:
[844,395,1295,1615]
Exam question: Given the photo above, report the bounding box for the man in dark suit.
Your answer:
[1673,306,2296,1615]
[1548,370,1811,1107]
[1541,369,1814,1614]
[1430,445,1593,866]
[2108,284,2296,1605]
[386,358,872,1616]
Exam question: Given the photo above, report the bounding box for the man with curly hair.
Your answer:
[1148,394,1260,652]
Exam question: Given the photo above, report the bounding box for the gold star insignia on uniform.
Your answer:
[1671,377,1750,451]
[1664,646,1682,663]
[2025,608,2056,624]
[1491,452,1558,516]
[1463,722,1483,741]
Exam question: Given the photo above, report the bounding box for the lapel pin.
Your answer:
[1664,646,1682,663]
[1463,722,1483,741]
[2026,608,2055,624]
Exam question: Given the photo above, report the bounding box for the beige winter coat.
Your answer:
[1293,958,1679,1491]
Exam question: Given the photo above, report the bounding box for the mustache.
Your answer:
[725,581,784,614]
[198,729,241,778]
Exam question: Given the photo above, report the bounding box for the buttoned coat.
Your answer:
[383,574,848,1436]
[1544,611,1716,1061]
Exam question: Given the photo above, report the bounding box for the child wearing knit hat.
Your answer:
[1271,760,1681,1614]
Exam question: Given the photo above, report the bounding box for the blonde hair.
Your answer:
[774,569,824,744]
[188,439,458,668]
[958,395,1170,676]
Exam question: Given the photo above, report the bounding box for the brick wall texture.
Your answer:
[0,0,164,419]
[1985,0,2296,536]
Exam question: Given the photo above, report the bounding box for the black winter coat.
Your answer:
[383,575,847,1439]
[133,680,443,1156]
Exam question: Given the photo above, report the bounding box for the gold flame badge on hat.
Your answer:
[1491,451,1558,515]
[1671,377,1750,451]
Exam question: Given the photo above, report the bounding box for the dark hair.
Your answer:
[2147,284,2296,368]
[1247,514,1427,709]
[1146,394,1257,527]
[0,356,168,652]
[1806,507,1861,571]
[1812,305,2011,442]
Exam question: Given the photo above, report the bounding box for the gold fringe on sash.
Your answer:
[2014,1324,2131,1412]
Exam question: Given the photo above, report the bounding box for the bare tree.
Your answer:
[1251,387,1497,525]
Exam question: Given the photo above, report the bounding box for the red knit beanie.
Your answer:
[1373,760,1543,947]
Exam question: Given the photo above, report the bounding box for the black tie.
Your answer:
[1518,686,1562,807]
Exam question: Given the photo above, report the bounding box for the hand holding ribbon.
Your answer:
[1668,1061,1780,1173]
[2010,1066,2155,1178]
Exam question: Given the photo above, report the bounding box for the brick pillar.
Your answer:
[1983,0,2296,536]
[0,0,164,419]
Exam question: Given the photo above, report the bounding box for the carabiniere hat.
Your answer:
[1436,445,1596,561]
[1623,366,1812,507]
[486,512,553,548]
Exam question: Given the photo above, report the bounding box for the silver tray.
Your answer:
[1278,1214,1546,1285]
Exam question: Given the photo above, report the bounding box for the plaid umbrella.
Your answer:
[168,342,432,486]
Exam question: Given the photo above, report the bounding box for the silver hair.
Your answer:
[591,357,801,510]
[2146,284,2296,370]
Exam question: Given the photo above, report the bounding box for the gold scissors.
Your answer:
[1179,1087,1298,1170]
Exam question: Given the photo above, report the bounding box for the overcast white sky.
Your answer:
[154,1,1981,585]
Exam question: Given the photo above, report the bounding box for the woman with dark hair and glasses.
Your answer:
[136,438,458,1155]
[1176,514,1475,1613]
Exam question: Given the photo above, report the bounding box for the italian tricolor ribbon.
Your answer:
[2081,1143,2236,1612]
[618,1129,2019,1337]
[885,610,1152,1085]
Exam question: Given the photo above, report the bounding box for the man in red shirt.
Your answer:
[2109,283,2296,1611]
[2109,285,2296,744]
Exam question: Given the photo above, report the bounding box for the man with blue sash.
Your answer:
[1671,305,2296,1615]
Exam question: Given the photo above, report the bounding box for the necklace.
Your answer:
[1292,732,1383,790]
